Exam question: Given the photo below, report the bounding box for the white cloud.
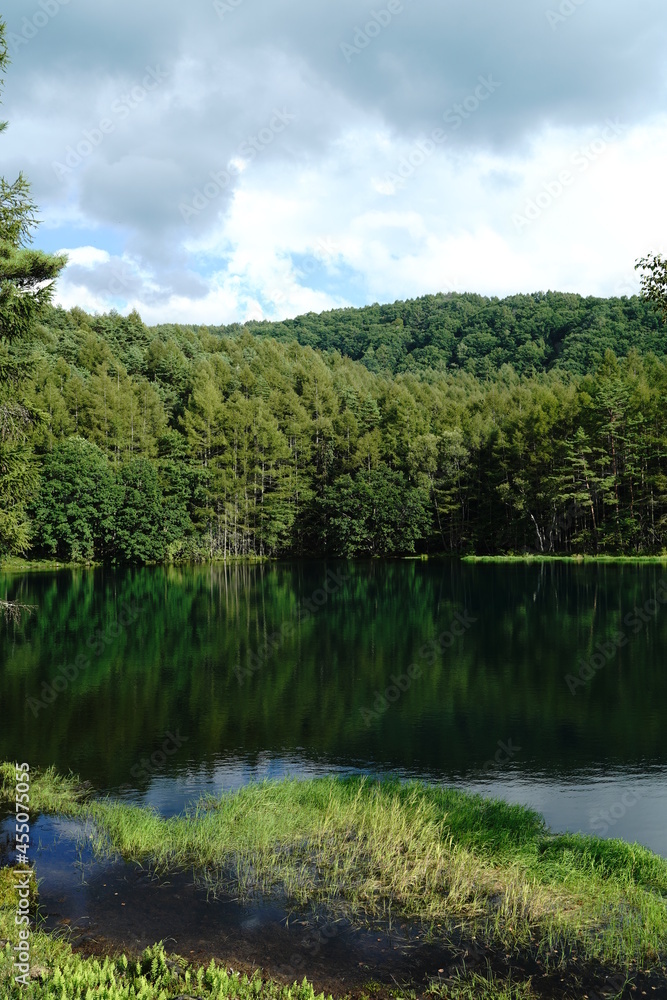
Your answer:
[57,246,110,268]
[1,0,664,323]
[52,115,667,322]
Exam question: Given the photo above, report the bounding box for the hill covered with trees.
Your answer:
[2,292,667,564]
[190,290,666,378]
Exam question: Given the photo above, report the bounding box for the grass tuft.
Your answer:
[0,762,90,816]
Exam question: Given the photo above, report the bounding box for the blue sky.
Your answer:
[2,0,666,324]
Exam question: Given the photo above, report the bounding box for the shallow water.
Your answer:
[0,814,454,990]
[2,560,667,854]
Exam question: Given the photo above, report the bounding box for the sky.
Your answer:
[2,0,667,325]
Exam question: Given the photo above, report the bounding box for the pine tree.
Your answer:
[0,19,67,614]
[0,23,66,342]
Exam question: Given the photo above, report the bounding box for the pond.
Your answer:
[2,560,666,855]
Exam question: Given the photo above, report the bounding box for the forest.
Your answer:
[3,291,667,563]
[215,290,667,377]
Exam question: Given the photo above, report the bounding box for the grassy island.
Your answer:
[1,764,667,998]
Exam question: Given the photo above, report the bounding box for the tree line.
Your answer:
[3,302,667,562]
[3,15,667,566]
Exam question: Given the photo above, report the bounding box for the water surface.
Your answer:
[1,560,666,853]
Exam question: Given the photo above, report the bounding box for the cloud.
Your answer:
[60,246,110,269]
[0,0,665,321]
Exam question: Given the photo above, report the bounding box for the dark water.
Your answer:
[2,560,667,854]
[0,814,453,990]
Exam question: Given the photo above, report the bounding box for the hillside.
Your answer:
[171,291,665,377]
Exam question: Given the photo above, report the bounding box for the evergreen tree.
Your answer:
[32,437,117,562]
[115,458,166,563]
[0,21,65,343]
[0,19,66,577]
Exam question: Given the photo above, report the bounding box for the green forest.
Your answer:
[2,12,667,568]
[4,290,667,563]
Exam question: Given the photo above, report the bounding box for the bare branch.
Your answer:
[0,401,32,443]
[0,599,36,622]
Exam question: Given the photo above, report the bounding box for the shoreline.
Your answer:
[1,765,666,998]
[0,555,273,574]
[4,552,667,575]
[461,553,667,564]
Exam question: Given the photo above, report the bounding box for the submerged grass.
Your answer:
[0,867,589,1000]
[81,777,667,970]
[2,765,666,992]
[0,862,551,1000]
[0,906,549,1000]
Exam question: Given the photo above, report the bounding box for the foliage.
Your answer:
[115,458,167,563]
[235,289,666,377]
[32,437,116,562]
[0,19,66,566]
[636,252,667,323]
[0,20,66,342]
[0,932,332,1000]
[3,285,667,561]
[322,464,431,556]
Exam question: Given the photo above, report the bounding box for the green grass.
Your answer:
[3,765,666,979]
[424,972,543,1000]
[88,779,667,969]
[0,555,272,574]
[0,557,100,573]
[0,859,550,999]
[0,762,91,815]
[462,554,667,563]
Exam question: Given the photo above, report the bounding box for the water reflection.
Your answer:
[0,815,450,987]
[1,561,666,853]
